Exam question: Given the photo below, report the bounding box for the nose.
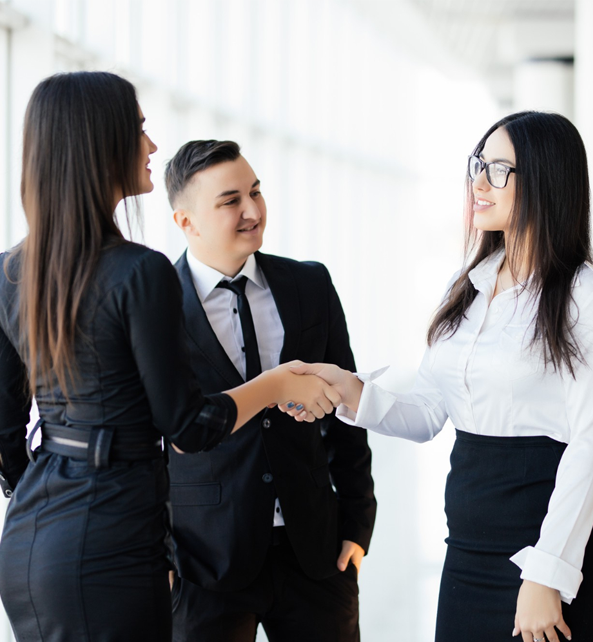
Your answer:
[147,133,158,154]
[473,166,489,192]
[241,196,260,221]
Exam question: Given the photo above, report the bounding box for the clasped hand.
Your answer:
[272,361,342,422]
[276,362,362,422]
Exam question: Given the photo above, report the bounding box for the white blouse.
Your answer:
[338,251,593,603]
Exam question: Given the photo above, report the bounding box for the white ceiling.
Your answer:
[349,0,576,107]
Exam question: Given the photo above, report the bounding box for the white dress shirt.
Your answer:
[186,250,286,526]
[338,250,593,603]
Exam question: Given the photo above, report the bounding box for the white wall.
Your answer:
[0,1,500,640]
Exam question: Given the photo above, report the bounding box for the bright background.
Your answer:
[0,1,589,640]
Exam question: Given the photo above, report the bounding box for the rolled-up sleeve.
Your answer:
[511,296,593,603]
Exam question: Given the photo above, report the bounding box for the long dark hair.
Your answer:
[427,111,591,376]
[17,71,143,393]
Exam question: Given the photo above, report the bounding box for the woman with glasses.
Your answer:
[287,111,593,642]
[0,71,337,642]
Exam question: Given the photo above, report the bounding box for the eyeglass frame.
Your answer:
[468,155,516,189]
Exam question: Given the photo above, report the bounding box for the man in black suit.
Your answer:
[164,140,376,642]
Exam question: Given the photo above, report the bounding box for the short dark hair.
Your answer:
[164,140,241,207]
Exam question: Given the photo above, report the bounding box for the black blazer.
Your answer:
[169,251,377,591]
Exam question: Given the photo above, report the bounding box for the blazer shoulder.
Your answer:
[256,252,330,280]
[98,241,178,294]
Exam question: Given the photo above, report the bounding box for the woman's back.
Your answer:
[0,240,233,452]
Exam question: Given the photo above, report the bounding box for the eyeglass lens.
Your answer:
[468,156,510,189]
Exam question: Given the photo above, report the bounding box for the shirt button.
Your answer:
[262,473,274,483]
[262,418,271,429]
[241,347,245,352]
[233,308,237,314]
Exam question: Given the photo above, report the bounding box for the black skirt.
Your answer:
[0,453,173,642]
[436,430,593,642]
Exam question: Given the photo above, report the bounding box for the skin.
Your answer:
[285,128,577,626]
[138,111,158,195]
[172,156,266,278]
[172,154,365,572]
[471,126,529,297]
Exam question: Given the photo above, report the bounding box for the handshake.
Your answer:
[272,361,363,423]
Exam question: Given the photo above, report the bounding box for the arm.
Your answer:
[510,322,593,602]
[121,252,339,453]
[290,344,449,444]
[290,269,457,441]
[511,297,593,640]
[0,324,31,492]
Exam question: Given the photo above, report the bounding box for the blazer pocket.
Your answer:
[301,320,324,334]
[299,322,326,355]
[170,482,221,506]
[310,464,331,488]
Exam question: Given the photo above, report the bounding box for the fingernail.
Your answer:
[287,402,295,409]
[511,628,518,637]
[296,404,303,411]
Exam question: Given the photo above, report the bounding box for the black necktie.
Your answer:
[216,277,262,381]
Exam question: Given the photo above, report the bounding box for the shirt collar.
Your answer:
[468,249,505,295]
[186,251,266,303]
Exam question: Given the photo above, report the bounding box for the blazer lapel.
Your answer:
[256,252,301,364]
[175,253,244,388]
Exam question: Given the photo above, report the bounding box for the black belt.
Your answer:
[28,421,162,469]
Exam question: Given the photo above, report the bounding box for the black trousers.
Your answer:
[436,430,593,642]
[171,528,360,642]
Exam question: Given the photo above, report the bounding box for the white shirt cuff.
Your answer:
[510,546,583,603]
[336,366,393,427]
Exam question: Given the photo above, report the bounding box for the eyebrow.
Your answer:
[216,179,261,199]
[479,153,515,165]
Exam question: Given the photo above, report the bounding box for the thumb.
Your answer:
[289,362,323,376]
[337,548,352,572]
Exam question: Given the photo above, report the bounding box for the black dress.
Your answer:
[0,241,237,642]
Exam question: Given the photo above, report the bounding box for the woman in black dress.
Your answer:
[0,71,337,641]
[287,111,593,642]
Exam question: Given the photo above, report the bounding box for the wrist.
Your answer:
[264,366,286,404]
[342,373,363,412]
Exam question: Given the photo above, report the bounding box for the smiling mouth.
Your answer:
[476,199,494,206]
[238,223,259,232]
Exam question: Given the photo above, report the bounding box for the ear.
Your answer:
[173,209,199,237]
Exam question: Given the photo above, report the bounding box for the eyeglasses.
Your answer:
[468,155,516,189]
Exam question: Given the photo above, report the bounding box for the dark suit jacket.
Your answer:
[169,251,377,591]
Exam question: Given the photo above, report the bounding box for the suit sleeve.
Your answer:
[117,250,237,453]
[318,264,377,553]
[0,324,31,489]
